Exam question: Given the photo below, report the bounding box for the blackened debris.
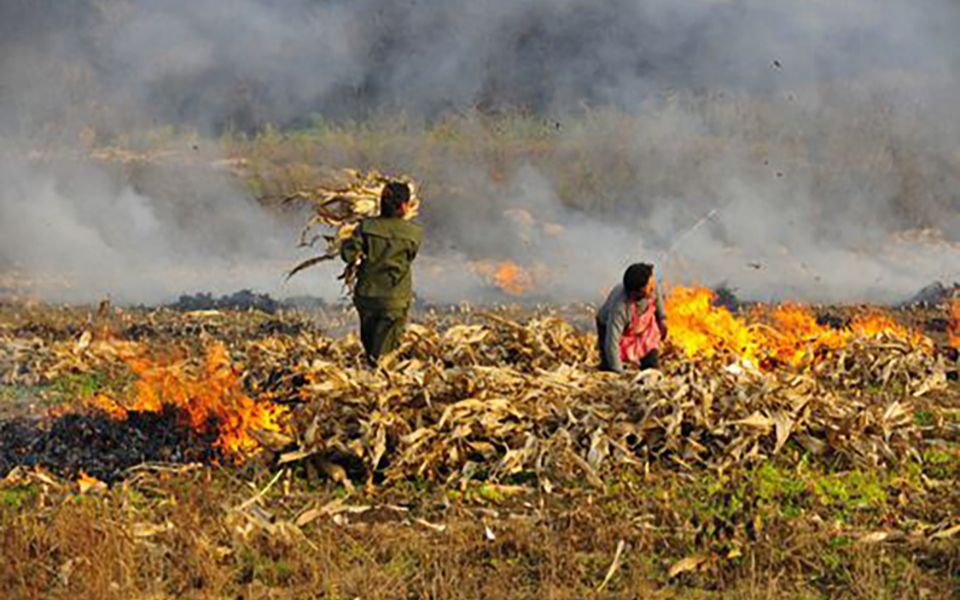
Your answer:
[816,313,850,330]
[257,319,307,337]
[713,285,741,312]
[170,290,279,313]
[903,282,960,308]
[12,322,79,341]
[122,322,158,340]
[0,407,224,483]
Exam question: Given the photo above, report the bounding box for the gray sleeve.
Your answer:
[655,286,666,322]
[603,301,629,373]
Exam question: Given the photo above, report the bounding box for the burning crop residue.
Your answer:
[91,342,288,456]
[0,339,288,482]
[949,298,960,349]
[759,304,849,367]
[665,286,760,364]
[666,286,928,369]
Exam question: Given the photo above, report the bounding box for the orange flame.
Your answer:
[760,303,847,366]
[949,298,960,349]
[76,471,107,494]
[665,287,759,364]
[91,342,286,458]
[495,261,534,296]
[471,260,534,296]
[665,286,925,368]
[849,310,924,346]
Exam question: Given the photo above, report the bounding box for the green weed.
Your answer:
[49,372,105,401]
[0,486,35,509]
[913,409,935,427]
[812,470,886,515]
[921,447,958,479]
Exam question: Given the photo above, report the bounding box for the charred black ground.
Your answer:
[0,407,224,483]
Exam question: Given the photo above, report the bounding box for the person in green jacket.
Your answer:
[340,181,423,366]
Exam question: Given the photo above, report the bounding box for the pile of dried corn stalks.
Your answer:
[273,314,948,489]
[284,169,420,291]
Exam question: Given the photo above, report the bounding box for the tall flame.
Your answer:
[665,286,925,368]
[92,342,287,457]
[665,287,760,364]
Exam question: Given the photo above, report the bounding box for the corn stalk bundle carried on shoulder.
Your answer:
[285,169,420,293]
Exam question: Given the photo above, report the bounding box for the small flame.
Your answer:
[761,303,847,366]
[471,260,535,296]
[494,261,534,296]
[76,471,106,494]
[91,342,287,458]
[849,310,923,346]
[949,298,960,349]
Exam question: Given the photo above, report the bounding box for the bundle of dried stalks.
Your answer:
[284,169,420,291]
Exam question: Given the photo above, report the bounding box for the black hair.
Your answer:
[623,263,654,295]
[380,181,411,217]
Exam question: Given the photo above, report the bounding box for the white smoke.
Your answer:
[0,147,336,303]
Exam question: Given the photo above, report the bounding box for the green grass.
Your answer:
[812,470,887,514]
[913,409,935,427]
[0,373,119,417]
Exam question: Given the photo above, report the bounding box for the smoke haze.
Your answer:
[2,0,960,304]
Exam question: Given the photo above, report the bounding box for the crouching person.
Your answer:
[596,263,668,373]
[340,182,423,367]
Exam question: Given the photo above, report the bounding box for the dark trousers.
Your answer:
[359,308,408,364]
[596,319,659,371]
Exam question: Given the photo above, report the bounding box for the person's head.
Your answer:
[623,263,655,297]
[380,181,411,217]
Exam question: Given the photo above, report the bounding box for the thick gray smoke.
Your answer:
[2,0,960,304]
[5,0,959,131]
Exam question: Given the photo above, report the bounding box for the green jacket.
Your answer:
[341,217,423,310]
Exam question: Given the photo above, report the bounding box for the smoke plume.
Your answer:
[2,0,960,304]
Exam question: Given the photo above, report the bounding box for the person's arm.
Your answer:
[603,302,629,373]
[340,228,363,264]
[409,229,422,261]
[655,286,668,339]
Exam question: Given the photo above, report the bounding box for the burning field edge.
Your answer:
[1,294,959,598]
